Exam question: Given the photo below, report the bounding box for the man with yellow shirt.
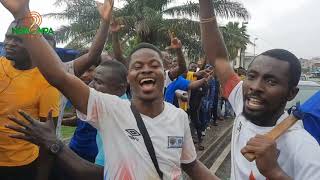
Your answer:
[0,21,60,180]
[0,2,119,179]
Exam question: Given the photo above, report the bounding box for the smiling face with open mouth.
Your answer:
[128,48,165,102]
[242,55,297,126]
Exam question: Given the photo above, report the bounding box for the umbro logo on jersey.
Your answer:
[125,129,141,141]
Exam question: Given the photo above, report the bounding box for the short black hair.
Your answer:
[100,60,128,84]
[128,43,163,64]
[253,49,301,87]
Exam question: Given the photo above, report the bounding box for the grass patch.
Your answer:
[61,126,76,139]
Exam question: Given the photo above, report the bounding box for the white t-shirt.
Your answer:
[77,88,197,180]
[229,81,320,180]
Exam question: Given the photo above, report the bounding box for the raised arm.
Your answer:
[188,68,213,90]
[199,0,236,88]
[167,35,187,80]
[111,20,127,67]
[0,0,114,114]
[182,160,220,180]
[188,78,207,90]
[72,2,113,77]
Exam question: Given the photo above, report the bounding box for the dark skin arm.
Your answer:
[111,20,127,67]
[72,1,114,77]
[55,144,103,180]
[0,0,114,114]
[182,160,220,180]
[6,111,103,180]
[188,69,214,90]
[188,78,207,90]
[241,135,292,180]
[167,35,187,80]
[199,0,235,89]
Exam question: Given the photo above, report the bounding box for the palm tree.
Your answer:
[47,0,250,59]
[220,22,251,60]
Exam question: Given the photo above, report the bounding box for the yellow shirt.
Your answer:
[179,72,197,111]
[186,71,197,81]
[0,57,60,166]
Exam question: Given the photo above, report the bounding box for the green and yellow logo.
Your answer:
[12,11,54,36]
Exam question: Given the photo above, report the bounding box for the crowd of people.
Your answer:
[0,0,320,180]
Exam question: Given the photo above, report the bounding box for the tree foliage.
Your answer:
[47,0,250,60]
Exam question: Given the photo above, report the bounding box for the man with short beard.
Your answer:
[199,0,320,179]
[1,0,220,179]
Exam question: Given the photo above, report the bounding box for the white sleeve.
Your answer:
[63,61,75,75]
[228,81,243,116]
[76,88,124,129]
[180,112,197,164]
[293,132,320,180]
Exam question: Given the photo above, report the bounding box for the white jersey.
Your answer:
[77,88,197,180]
[229,81,320,180]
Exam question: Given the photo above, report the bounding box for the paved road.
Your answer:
[215,151,231,180]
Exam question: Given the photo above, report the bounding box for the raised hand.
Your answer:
[6,110,58,150]
[96,0,114,23]
[110,19,125,33]
[0,0,30,19]
[166,30,182,50]
[241,135,287,179]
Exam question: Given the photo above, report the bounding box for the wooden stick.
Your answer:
[243,115,299,162]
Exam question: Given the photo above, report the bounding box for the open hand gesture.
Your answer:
[97,0,114,23]
[166,30,182,50]
[6,110,58,150]
[241,135,285,179]
[0,0,30,19]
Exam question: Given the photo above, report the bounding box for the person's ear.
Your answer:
[287,87,299,101]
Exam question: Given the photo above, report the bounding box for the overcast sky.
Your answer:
[0,0,319,59]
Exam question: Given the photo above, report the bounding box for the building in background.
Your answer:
[233,51,255,70]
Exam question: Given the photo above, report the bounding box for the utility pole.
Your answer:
[254,38,258,56]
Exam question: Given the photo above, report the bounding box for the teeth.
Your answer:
[249,98,262,105]
[140,78,155,84]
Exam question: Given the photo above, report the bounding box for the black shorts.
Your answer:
[0,158,38,180]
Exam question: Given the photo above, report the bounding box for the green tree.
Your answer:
[220,22,251,60]
[48,0,249,59]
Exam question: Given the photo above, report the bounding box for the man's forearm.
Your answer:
[56,145,103,180]
[188,78,206,90]
[168,48,187,79]
[182,160,220,180]
[112,32,127,67]
[176,48,187,74]
[19,19,89,113]
[266,168,292,180]
[199,0,235,88]
[199,0,228,60]
[74,20,110,77]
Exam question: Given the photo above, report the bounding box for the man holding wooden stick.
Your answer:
[198,0,320,179]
